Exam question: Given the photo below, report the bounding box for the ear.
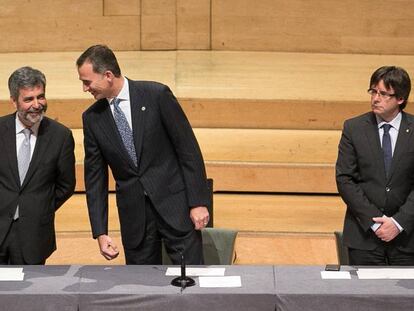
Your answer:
[10,96,17,110]
[397,97,405,106]
[104,70,114,81]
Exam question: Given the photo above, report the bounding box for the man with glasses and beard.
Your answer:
[336,66,414,265]
[0,66,75,264]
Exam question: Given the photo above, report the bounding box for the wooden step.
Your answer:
[0,98,369,130]
[4,97,414,131]
[1,51,414,125]
[73,128,341,164]
[72,128,340,193]
[57,193,345,233]
[233,232,337,265]
[47,231,338,265]
[74,161,337,193]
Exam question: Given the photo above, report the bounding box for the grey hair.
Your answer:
[8,66,46,100]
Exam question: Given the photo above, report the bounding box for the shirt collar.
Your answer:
[15,113,40,136]
[376,112,402,131]
[108,77,129,105]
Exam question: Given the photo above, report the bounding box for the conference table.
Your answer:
[0,265,414,311]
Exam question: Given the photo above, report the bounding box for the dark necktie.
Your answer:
[112,98,138,166]
[382,124,392,177]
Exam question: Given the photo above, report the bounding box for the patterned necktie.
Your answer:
[382,124,392,177]
[112,98,137,166]
[18,128,32,184]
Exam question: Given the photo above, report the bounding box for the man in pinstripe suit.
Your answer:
[77,45,210,264]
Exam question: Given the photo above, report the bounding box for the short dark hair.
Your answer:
[370,66,411,110]
[76,44,121,77]
[8,66,46,100]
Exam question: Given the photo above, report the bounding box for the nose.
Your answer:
[32,98,40,108]
[83,83,89,92]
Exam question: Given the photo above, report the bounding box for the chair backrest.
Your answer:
[334,231,349,265]
[202,227,238,265]
[162,228,238,265]
[206,178,213,227]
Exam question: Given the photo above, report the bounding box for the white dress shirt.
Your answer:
[108,77,132,129]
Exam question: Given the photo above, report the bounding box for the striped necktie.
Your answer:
[112,98,137,166]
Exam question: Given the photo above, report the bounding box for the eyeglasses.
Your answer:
[367,88,396,99]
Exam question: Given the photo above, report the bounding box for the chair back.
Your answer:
[202,227,238,265]
[162,228,238,265]
[334,231,349,265]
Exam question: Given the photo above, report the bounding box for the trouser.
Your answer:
[124,196,204,265]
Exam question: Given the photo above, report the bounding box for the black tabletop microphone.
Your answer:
[170,251,195,290]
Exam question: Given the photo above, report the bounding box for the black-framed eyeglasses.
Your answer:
[367,88,396,99]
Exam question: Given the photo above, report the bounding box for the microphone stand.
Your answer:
[171,253,195,290]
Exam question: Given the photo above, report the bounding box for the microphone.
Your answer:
[169,242,195,290]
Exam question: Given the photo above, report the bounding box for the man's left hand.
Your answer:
[373,216,400,242]
[190,206,209,230]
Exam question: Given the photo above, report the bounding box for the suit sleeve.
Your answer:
[158,86,209,207]
[54,129,76,209]
[83,113,109,238]
[336,120,383,231]
[393,193,414,234]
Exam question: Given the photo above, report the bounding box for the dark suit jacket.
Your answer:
[336,111,414,252]
[82,80,209,249]
[0,114,75,263]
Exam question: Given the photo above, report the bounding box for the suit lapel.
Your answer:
[363,113,386,178]
[129,81,146,169]
[1,115,20,187]
[388,112,413,180]
[21,118,53,188]
[96,99,137,169]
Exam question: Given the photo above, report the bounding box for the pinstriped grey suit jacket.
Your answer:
[82,80,209,249]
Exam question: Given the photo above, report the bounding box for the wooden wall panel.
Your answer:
[0,1,414,53]
[177,0,210,49]
[0,0,102,16]
[0,16,141,52]
[104,0,140,16]
[211,0,414,54]
[141,0,177,50]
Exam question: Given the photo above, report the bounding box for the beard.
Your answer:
[17,104,47,127]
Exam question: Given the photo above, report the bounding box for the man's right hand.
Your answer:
[97,234,119,260]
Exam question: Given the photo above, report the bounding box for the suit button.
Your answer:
[386,187,391,192]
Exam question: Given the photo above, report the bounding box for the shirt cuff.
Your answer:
[391,217,404,232]
[371,222,381,232]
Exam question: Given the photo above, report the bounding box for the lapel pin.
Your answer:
[141,106,146,111]
[407,129,410,133]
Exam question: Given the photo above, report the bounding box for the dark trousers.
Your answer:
[0,219,45,265]
[124,196,204,265]
[349,242,414,266]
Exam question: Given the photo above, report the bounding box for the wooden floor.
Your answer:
[1,50,412,265]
